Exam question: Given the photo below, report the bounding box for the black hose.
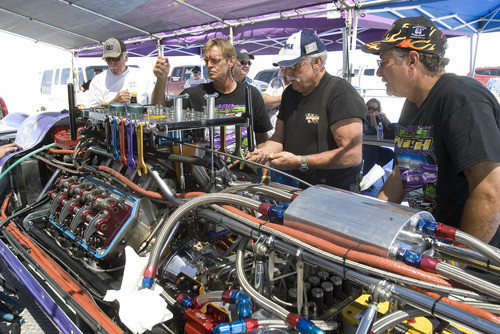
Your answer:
[0,196,50,229]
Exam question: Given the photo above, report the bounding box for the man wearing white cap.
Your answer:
[247,30,366,191]
[87,37,155,107]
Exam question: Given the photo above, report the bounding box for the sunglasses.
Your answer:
[239,60,252,66]
[204,55,223,66]
[105,56,122,63]
[367,106,379,111]
[192,71,199,74]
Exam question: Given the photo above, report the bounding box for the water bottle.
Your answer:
[377,121,384,141]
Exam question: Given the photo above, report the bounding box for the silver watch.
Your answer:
[299,155,308,172]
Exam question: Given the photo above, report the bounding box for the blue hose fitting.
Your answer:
[230,290,253,320]
[141,277,155,289]
[395,248,422,268]
[212,320,246,334]
[296,317,325,334]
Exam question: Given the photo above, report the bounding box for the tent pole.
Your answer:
[470,33,480,78]
[342,8,354,84]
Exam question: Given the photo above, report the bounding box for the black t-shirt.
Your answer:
[182,82,272,135]
[278,73,366,189]
[396,73,500,227]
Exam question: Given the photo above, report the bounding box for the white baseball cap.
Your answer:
[274,31,326,67]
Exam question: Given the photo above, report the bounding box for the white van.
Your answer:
[38,64,139,111]
[39,65,100,111]
[337,65,385,94]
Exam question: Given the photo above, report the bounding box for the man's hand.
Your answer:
[153,56,170,81]
[268,151,300,170]
[245,150,270,168]
[112,89,131,103]
[151,56,171,106]
[0,143,22,159]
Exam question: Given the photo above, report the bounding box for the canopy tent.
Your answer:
[3,1,498,57]
[1,0,499,78]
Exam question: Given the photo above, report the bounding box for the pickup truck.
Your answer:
[166,65,208,95]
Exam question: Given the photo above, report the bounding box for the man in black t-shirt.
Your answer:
[361,16,500,245]
[247,31,366,191]
[152,38,271,144]
[151,38,272,182]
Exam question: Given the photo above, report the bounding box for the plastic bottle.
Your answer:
[377,121,384,140]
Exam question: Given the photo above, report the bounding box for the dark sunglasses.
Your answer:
[192,71,199,74]
[239,60,252,66]
[105,56,122,63]
[367,106,379,111]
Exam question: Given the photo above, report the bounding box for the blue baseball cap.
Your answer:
[274,31,326,67]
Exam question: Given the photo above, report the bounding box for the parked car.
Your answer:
[470,66,500,87]
[336,66,385,94]
[254,68,279,84]
[0,96,8,119]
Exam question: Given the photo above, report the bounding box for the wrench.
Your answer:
[126,120,137,170]
[104,116,111,153]
[136,121,147,175]
[111,116,119,160]
[119,118,127,167]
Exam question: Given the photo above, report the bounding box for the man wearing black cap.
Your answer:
[88,37,155,107]
[233,49,260,89]
[184,66,206,88]
[362,16,500,245]
[247,30,366,191]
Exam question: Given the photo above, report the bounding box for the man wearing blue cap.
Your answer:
[247,30,366,191]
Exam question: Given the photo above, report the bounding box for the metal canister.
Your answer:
[108,102,125,116]
[127,102,144,120]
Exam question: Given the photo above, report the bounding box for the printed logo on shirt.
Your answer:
[305,113,319,124]
[395,124,437,212]
[215,103,246,116]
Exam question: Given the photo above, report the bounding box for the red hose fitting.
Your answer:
[143,264,157,279]
[436,224,457,240]
[286,313,301,328]
[420,255,438,273]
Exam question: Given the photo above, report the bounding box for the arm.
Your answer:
[262,94,281,110]
[0,143,22,159]
[268,117,363,170]
[151,56,170,106]
[377,164,406,203]
[459,161,500,243]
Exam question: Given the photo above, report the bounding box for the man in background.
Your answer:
[81,67,102,91]
[184,66,206,88]
[233,49,261,90]
[88,38,155,107]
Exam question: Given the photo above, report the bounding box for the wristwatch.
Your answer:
[299,155,309,172]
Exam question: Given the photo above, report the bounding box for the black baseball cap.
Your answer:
[361,16,447,55]
[236,49,254,60]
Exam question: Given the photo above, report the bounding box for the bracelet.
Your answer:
[261,175,271,180]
